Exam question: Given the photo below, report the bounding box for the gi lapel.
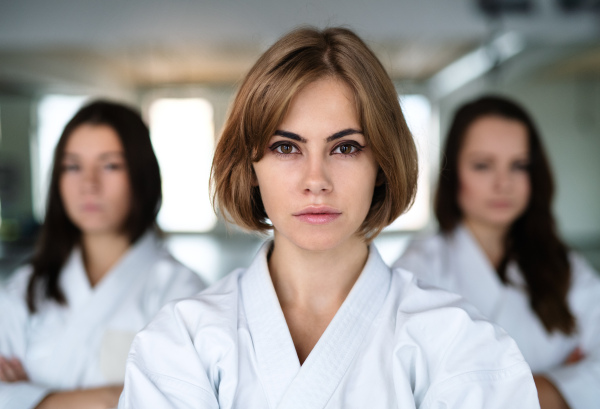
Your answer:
[241,243,301,409]
[276,246,390,409]
[242,243,391,409]
[453,225,505,319]
[48,232,160,385]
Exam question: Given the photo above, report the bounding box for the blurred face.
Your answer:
[60,124,132,237]
[252,77,379,251]
[458,115,531,230]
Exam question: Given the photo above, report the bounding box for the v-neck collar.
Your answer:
[452,225,505,319]
[240,242,392,409]
[59,231,159,309]
[47,231,161,385]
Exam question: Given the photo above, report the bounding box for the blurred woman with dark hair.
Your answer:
[395,95,600,409]
[0,100,206,409]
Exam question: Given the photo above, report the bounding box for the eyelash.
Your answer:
[512,162,529,172]
[268,141,365,158]
[270,142,300,156]
[471,162,530,172]
[103,163,125,171]
[62,164,80,172]
[61,162,125,172]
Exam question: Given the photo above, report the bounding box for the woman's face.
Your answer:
[252,77,379,251]
[59,124,132,237]
[457,115,531,230]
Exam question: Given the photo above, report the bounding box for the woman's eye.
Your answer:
[279,144,293,154]
[472,163,489,171]
[104,163,124,171]
[62,164,80,172]
[512,162,530,172]
[272,143,298,155]
[332,143,362,156]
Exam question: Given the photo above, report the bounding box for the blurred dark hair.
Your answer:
[436,95,575,334]
[27,100,162,313]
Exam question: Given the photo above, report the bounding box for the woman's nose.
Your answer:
[302,156,333,194]
[81,167,100,192]
[493,168,513,191]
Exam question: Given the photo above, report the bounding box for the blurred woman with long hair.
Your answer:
[0,100,206,409]
[395,95,600,409]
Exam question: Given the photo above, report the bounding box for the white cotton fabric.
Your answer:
[119,242,540,409]
[0,232,206,409]
[394,224,600,409]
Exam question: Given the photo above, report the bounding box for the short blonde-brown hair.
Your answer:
[211,26,418,239]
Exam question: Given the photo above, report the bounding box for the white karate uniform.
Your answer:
[119,242,540,409]
[394,225,600,409]
[0,231,206,409]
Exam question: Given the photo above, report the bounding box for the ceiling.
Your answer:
[0,0,598,92]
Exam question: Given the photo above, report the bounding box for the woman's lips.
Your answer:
[488,201,513,209]
[82,203,102,212]
[293,206,341,225]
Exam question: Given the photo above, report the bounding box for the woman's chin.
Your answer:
[475,214,520,230]
[76,223,122,237]
[276,230,362,254]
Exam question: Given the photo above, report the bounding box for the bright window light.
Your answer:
[149,98,217,232]
[35,95,88,221]
[386,94,434,231]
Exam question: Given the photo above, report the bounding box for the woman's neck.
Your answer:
[268,233,369,364]
[80,232,131,287]
[268,234,369,312]
[463,219,509,269]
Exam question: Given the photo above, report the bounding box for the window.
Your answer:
[34,95,87,220]
[385,94,435,231]
[149,98,217,232]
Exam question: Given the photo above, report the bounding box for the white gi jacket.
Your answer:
[394,225,600,409]
[119,242,540,409]
[0,231,206,409]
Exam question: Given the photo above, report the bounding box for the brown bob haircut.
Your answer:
[212,27,418,240]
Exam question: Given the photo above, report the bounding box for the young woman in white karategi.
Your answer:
[394,95,600,409]
[119,28,540,409]
[0,101,206,409]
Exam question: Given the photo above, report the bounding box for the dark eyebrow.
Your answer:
[274,128,363,143]
[99,152,125,160]
[62,152,125,160]
[326,128,363,142]
[274,130,306,143]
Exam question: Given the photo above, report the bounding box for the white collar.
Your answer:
[240,242,392,409]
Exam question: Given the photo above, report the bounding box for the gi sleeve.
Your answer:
[118,301,219,409]
[420,361,539,409]
[0,286,50,409]
[403,292,540,409]
[544,254,600,409]
[0,382,50,409]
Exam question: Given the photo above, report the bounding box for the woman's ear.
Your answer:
[376,168,386,187]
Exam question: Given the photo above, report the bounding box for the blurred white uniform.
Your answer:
[394,225,600,409]
[119,243,539,409]
[0,232,206,409]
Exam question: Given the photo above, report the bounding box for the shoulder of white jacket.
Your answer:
[134,269,244,355]
[3,264,34,297]
[391,276,526,378]
[168,267,245,317]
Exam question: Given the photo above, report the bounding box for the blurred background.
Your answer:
[0,0,599,283]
